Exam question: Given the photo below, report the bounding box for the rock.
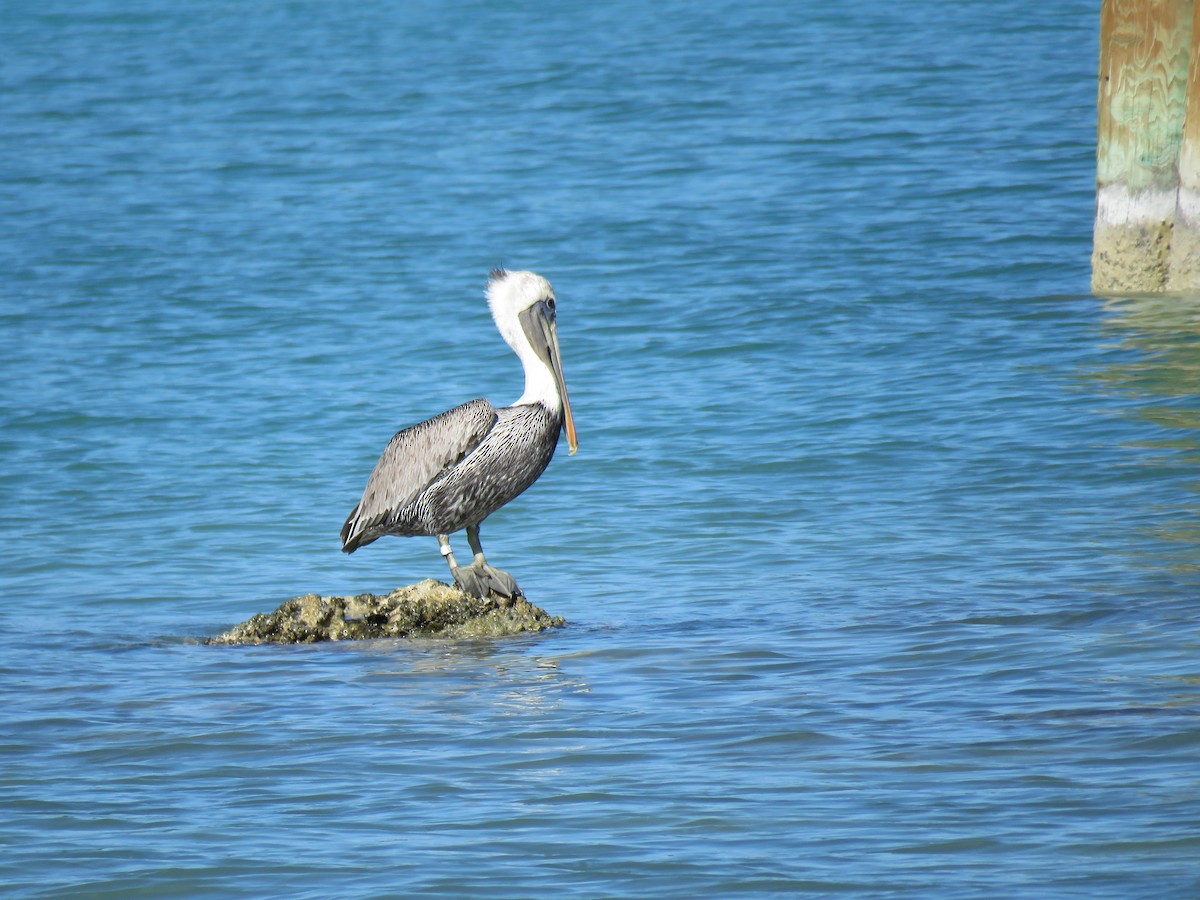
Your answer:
[207,578,566,645]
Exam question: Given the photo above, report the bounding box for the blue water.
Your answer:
[3,1,1199,896]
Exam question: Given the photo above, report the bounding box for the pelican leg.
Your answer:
[438,534,461,573]
[441,533,495,599]
[439,532,488,599]
[442,523,522,601]
[467,524,523,600]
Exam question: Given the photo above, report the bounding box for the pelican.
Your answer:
[340,268,578,599]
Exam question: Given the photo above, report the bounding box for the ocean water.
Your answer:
[2,0,1199,896]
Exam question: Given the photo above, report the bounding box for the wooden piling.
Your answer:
[1172,1,1200,283]
[1093,0,1198,293]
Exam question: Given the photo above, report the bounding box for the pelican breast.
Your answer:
[416,402,562,536]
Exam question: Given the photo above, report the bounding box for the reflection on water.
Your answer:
[353,638,592,715]
[1092,295,1200,569]
[1097,294,1200,408]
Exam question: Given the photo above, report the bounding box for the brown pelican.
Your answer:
[340,268,578,599]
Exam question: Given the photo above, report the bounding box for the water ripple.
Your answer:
[3,0,1199,897]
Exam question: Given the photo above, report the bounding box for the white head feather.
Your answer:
[485,268,561,409]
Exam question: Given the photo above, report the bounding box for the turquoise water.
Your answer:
[3,1,1199,896]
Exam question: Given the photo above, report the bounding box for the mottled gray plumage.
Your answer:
[338,268,577,599]
[340,398,498,551]
[340,399,561,551]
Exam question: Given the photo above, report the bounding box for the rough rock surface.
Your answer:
[207,578,566,645]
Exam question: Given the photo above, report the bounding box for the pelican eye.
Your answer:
[546,297,556,311]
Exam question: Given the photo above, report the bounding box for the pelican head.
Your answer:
[487,268,578,455]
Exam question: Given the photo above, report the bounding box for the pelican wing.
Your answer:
[341,398,497,551]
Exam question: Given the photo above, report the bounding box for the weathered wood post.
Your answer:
[1093,0,1200,292]
[1174,1,1200,284]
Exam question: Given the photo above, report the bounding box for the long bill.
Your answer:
[520,301,578,455]
[547,319,578,456]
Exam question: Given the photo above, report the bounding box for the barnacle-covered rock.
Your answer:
[207,579,565,645]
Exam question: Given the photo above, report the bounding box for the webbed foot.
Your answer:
[451,561,523,601]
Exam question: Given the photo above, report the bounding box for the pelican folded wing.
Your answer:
[341,398,497,551]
